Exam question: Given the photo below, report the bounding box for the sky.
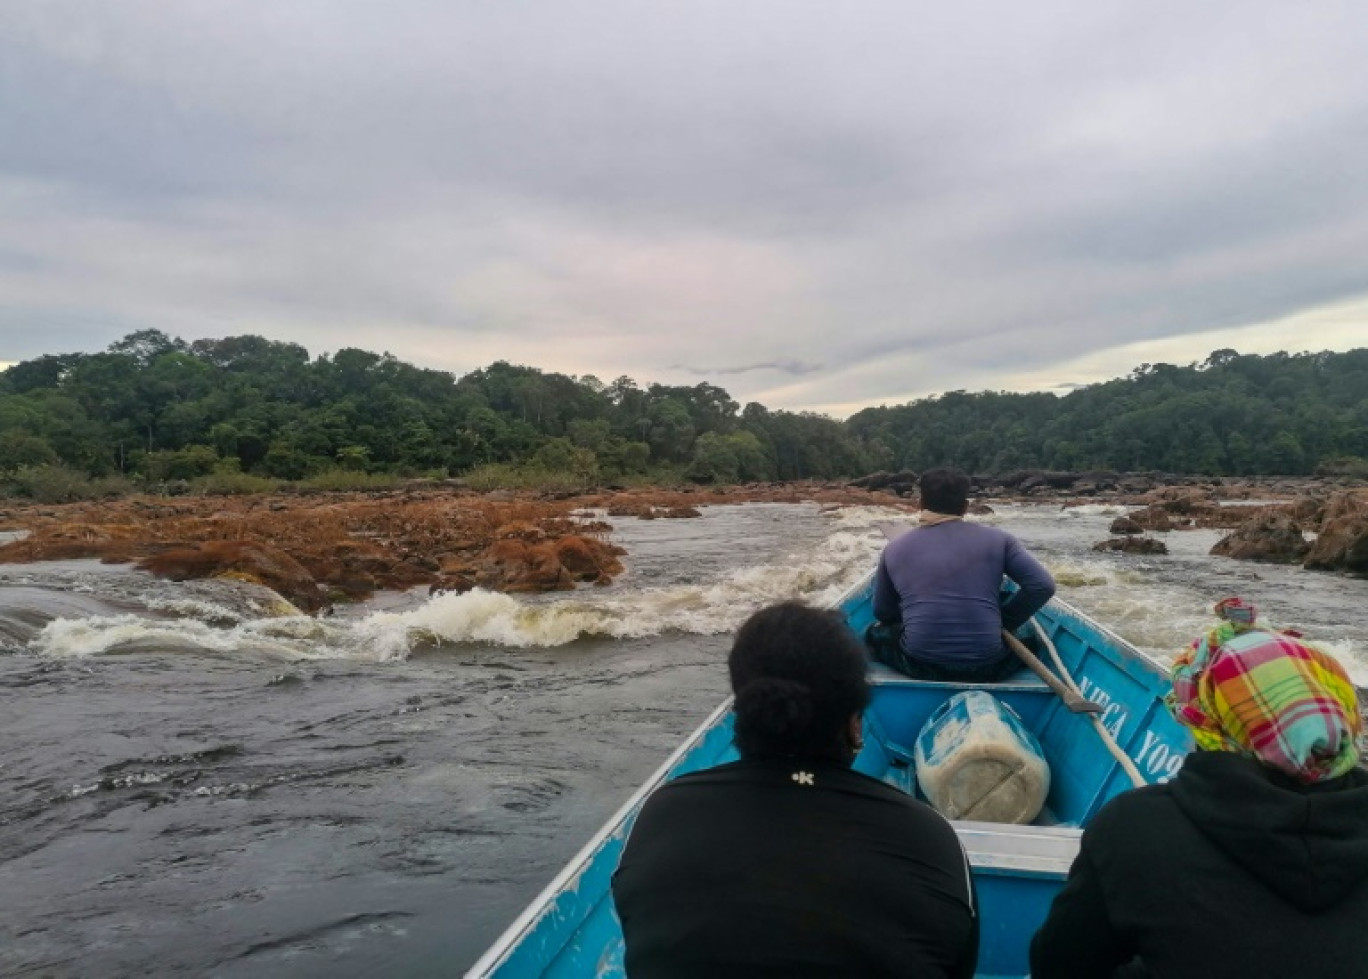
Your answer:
[2,2,1367,417]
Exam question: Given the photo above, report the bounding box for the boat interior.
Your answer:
[471,587,1191,979]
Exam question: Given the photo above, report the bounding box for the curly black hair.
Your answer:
[919,467,971,515]
[728,601,870,763]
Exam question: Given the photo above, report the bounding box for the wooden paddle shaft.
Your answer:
[1002,630,1103,714]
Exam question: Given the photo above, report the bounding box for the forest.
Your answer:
[1,330,1365,499]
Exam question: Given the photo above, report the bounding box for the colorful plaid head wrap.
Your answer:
[1168,597,1362,783]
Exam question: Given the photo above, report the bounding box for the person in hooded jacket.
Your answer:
[1030,597,1368,979]
[613,601,978,978]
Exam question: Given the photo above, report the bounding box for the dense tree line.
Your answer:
[1,333,1364,491]
[846,348,1368,476]
[0,330,872,486]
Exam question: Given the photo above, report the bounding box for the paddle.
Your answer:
[872,520,1101,714]
[1001,630,1103,714]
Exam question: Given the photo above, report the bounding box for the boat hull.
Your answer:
[469,577,1193,978]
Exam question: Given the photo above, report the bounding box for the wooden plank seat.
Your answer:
[866,660,1050,690]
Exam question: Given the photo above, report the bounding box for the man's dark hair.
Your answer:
[728,601,869,763]
[918,467,971,515]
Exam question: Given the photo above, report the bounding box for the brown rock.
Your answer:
[1092,537,1168,554]
[554,535,623,582]
[1303,490,1368,575]
[429,573,476,595]
[1289,495,1328,527]
[1109,516,1143,535]
[1210,512,1310,564]
[138,541,326,612]
[494,520,547,541]
[1127,505,1174,532]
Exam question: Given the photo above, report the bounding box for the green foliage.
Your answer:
[1316,455,1368,478]
[260,441,318,480]
[0,431,59,472]
[335,445,371,471]
[139,445,220,481]
[601,438,651,475]
[189,470,282,495]
[1,464,106,503]
[462,462,596,494]
[295,469,404,492]
[687,431,774,483]
[2,332,1363,488]
[531,437,599,478]
[847,348,1368,476]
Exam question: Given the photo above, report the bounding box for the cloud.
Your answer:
[2,2,1368,414]
[673,359,823,378]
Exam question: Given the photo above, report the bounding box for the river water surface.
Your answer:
[2,501,1364,977]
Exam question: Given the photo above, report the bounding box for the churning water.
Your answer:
[1,501,1364,976]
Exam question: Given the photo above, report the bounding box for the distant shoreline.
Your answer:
[1,473,1362,613]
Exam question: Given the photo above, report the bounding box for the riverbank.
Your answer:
[0,482,908,613]
[0,474,1362,614]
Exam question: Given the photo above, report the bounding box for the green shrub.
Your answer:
[140,445,220,481]
[1315,456,1368,478]
[190,470,282,495]
[0,431,59,472]
[462,462,596,493]
[3,464,100,503]
[89,474,138,498]
[295,469,403,492]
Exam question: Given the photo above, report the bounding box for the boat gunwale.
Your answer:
[464,575,875,977]
[466,576,1166,975]
[463,695,736,977]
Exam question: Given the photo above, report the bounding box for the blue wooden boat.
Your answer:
[467,573,1195,978]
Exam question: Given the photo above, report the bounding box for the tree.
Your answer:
[0,431,58,471]
[647,398,696,462]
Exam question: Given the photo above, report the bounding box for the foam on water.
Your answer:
[330,523,886,660]
[32,613,342,661]
[20,502,1364,677]
[30,509,893,662]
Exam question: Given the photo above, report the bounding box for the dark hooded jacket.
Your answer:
[1030,750,1368,978]
[613,758,978,978]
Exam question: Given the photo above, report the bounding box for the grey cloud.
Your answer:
[673,359,823,377]
[3,2,1368,410]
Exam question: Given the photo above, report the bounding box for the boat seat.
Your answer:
[866,661,1050,691]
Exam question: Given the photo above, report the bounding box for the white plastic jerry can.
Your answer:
[913,690,1051,824]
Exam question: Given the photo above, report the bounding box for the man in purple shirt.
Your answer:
[870,468,1056,682]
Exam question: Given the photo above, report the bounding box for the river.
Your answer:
[1,501,1364,977]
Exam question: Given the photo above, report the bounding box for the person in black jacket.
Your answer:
[1031,598,1368,978]
[612,601,978,978]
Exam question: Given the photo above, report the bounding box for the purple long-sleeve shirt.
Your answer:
[873,521,1056,667]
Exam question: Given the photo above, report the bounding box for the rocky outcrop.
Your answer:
[1109,515,1143,535]
[1126,505,1175,532]
[605,503,702,519]
[848,470,919,496]
[1210,512,1310,564]
[139,541,326,613]
[1303,490,1368,575]
[0,491,639,610]
[1092,537,1168,555]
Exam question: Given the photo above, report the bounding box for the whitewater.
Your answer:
[1,501,1364,976]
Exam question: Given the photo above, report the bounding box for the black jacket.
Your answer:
[1031,751,1368,978]
[612,758,978,978]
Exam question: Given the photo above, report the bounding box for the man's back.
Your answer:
[873,521,1053,667]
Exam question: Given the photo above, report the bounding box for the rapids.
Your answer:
[1,501,1363,976]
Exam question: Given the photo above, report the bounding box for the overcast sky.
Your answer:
[3,2,1367,415]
